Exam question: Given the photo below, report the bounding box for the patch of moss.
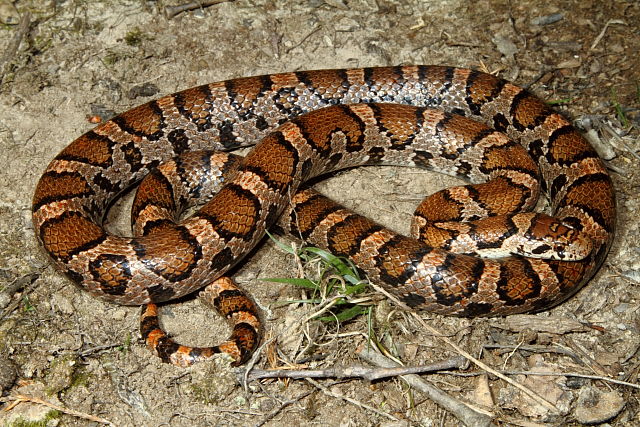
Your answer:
[7,410,61,427]
[69,366,91,389]
[102,50,122,66]
[124,27,151,47]
[44,355,78,396]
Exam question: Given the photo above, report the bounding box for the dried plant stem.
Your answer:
[3,394,114,425]
[0,12,30,85]
[412,313,560,414]
[242,356,466,382]
[305,378,399,421]
[357,347,493,427]
[165,0,236,19]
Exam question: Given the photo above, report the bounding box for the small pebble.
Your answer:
[531,13,564,26]
[0,1,19,25]
[128,83,160,99]
[574,387,625,424]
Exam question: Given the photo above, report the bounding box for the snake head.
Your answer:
[521,214,594,261]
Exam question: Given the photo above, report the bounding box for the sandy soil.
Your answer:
[0,0,639,425]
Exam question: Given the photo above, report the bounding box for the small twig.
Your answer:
[238,334,273,392]
[242,356,466,382]
[411,313,560,414]
[284,26,322,54]
[164,0,236,19]
[2,394,114,426]
[565,337,612,378]
[0,12,31,85]
[77,343,124,358]
[0,273,39,321]
[484,343,584,365]
[305,378,399,421]
[357,347,493,427]
[601,120,640,160]
[590,19,626,50]
[502,371,640,390]
[302,295,344,323]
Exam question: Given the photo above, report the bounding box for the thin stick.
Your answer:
[502,371,640,390]
[590,19,626,50]
[0,12,30,84]
[164,0,236,19]
[412,313,560,414]
[305,378,399,421]
[0,273,39,321]
[483,343,584,364]
[3,394,114,426]
[357,347,493,427]
[242,356,466,382]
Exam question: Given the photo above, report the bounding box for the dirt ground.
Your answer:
[0,0,639,426]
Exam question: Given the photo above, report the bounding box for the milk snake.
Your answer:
[32,66,616,366]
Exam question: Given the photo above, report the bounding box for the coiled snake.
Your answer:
[32,66,616,366]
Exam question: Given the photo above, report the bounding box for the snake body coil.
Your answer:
[32,66,615,364]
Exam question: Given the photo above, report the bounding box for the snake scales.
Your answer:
[32,66,616,366]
